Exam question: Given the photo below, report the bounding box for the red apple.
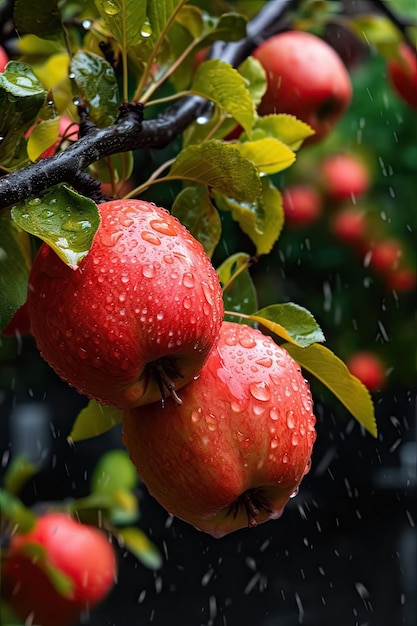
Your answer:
[2,301,31,336]
[0,45,8,72]
[123,321,316,538]
[319,153,370,200]
[282,184,322,227]
[252,31,352,142]
[331,207,368,244]
[1,513,117,626]
[387,43,417,109]
[385,265,416,292]
[369,238,402,274]
[28,199,224,409]
[346,351,386,392]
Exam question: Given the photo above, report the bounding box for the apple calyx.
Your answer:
[228,488,273,528]
[148,356,184,406]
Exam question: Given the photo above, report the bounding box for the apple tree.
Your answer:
[0,0,415,623]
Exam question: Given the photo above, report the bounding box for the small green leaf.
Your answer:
[0,489,36,532]
[191,60,255,135]
[91,449,137,495]
[3,456,40,496]
[116,526,162,570]
[94,0,147,48]
[14,0,63,40]
[70,51,120,128]
[215,177,284,256]
[11,185,100,268]
[238,56,267,108]
[169,140,261,203]
[199,12,247,46]
[283,342,377,437]
[250,303,325,347]
[217,252,258,316]
[27,117,60,162]
[69,400,123,442]
[252,114,315,150]
[231,137,295,175]
[0,212,31,332]
[171,185,221,258]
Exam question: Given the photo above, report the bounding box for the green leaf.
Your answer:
[147,0,186,43]
[191,60,255,135]
[169,140,261,203]
[214,177,284,256]
[91,450,137,495]
[171,185,221,258]
[27,117,60,161]
[70,51,120,128]
[238,56,267,108]
[283,342,377,437]
[231,137,295,175]
[252,114,315,150]
[0,212,31,332]
[3,456,40,496]
[14,0,63,40]
[0,489,36,533]
[69,400,123,442]
[94,0,147,47]
[116,527,162,570]
[250,303,325,347]
[218,253,258,316]
[0,61,47,167]
[199,12,247,46]
[11,185,100,268]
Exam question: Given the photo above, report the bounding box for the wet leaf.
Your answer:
[231,137,295,175]
[171,185,221,258]
[147,0,186,43]
[94,0,147,47]
[218,252,258,315]
[199,12,247,46]
[170,140,261,203]
[69,400,123,442]
[91,450,137,495]
[0,212,31,332]
[252,114,315,150]
[251,303,325,347]
[191,60,254,135]
[238,56,267,108]
[14,0,63,40]
[70,51,120,128]
[11,185,100,268]
[116,526,162,570]
[215,178,284,256]
[3,456,40,496]
[283,342,378,437]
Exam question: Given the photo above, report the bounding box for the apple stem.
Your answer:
[228,488,273,528]
[153,360,183,407]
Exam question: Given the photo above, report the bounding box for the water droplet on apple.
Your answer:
[205,414,217,431]
[249,381,271,401]
[141,231,161,246]
[270,437,279,449]
[269,408,279,421]
[286,410,296,429]
[289,486,299,499]
[256,357,273,368]
[291,431,299,446]
[77,347,88,359]
[182,272,195,288]
[239,334,256,349]
[291,379,299,391]
[191,408,203,423]
[142,265,155,278]
[231,401,242,413]
[150,219,177,236]
[201,281,214,306]
[282,452,289,464]
[100,231,123,247]
[164,254,174,265]
[183,296,192,309]
[253,404,266,416]
[119,216,134,227]
[156,312,164,321]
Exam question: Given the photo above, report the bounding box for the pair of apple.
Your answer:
[26,198,317,538]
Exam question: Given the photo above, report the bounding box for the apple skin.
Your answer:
[253,31,352,142]
[369,238,402,274]
[331,207,367,244]
[1,513,117,626]
[387,43,417,109]
[319,153,370,200]
[2,301,31,336]
[28,199,224,408]
[0,45,8,72]
[123,321,316,539]
[346,351,385,392]
[385,266,417,292]
[282,184,322,227]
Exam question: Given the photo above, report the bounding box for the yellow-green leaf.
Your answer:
[3,455,40,496]
[230,137,295,175]
[217,252,258,316]
[69,400,123,442]
[169,139,261,203]
[27,117,59,161]
[191,59,255,135]
[250,303,325,347]
[283,342,377,437]
[116,527,162,569]
[214,177,284,256]
[252,114,315,150]
[91,449,137,495]
[0,489,37,532]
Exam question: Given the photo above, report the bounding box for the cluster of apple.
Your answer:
[1,512,117,626]
[23,198,317,538]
